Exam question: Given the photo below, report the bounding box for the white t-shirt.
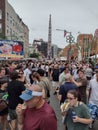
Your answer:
[24,68,31,83]
[88,78,98,105]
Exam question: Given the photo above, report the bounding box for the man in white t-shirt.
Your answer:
[24,63,32,83]
[87,67,98,127]
[59,67,70,85]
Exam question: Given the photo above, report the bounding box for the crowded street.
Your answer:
[0,0,98,130]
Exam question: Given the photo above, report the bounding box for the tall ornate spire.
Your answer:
[47,14,52,59]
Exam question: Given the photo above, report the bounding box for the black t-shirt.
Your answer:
[7,80,25,109]
[52,69,59,81]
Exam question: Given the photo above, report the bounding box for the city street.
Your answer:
[0,0,98,130]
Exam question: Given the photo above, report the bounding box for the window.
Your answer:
[10,28,12,35]
[13,19,15,26]
[7,12,9,21]
[0,10,2,19]
[7,26,9,34]
[84,38,89,44]
[7,29,9,34]
[10,17,12,24]
[0,23,2,33]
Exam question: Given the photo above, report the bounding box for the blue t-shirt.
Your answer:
[59,82,78,104]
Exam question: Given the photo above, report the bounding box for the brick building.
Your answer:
[63,34,95,61]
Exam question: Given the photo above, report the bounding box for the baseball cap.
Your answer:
[19,88,43,101]
[95,66,98,69]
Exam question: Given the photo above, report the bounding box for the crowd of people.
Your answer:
[0,59,97,130]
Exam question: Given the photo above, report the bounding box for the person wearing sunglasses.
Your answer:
[18,70,26,84]
[63,89,92,130]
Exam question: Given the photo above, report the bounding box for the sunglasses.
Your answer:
[67,97,75,100]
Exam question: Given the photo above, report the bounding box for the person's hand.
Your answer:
[16,103,26,116]
[61,111,67,116]
[25,82,31,88]
[73,116,80,122]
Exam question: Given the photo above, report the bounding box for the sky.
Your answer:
[8,0,98,48]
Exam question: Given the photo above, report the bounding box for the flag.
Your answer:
[64,30,67,37]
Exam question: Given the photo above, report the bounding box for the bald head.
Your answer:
[29,84,43,92]
[65,73,72,81]
[54,64,59,69]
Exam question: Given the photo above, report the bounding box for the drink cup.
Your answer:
[71,111,76,120]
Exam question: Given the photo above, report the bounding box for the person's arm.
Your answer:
[17,119,24,130]
[73,116,92,124]
[16,104,25,130]
[59,74,63,85]
[71,77,82,87]
[87,88,91,101]
[49,70,53,81]
[17,113,24,129]
[86,82,91,101]
[57,85,63,101]
[73,103,93,124]
[58,94,62,101]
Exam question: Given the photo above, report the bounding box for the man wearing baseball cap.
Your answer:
[16,84,57,130]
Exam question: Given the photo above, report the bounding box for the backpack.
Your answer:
[0,92,8,112]
[41,80,50,98]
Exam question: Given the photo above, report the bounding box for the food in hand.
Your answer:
[61,101,70,112]
[22,103,27,109]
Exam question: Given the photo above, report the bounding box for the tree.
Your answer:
[0,33,7,40]
[30,52,39,58]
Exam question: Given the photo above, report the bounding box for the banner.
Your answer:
[0,40,24,59]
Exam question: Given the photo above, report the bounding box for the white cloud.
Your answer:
[8,0,98,48]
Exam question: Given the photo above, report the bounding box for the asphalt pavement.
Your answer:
[50,89,65,130]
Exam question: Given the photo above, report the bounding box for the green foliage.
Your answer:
[0,33,7,40]
[30,52,39,58]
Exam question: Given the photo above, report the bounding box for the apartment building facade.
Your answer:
[0,0,29,58]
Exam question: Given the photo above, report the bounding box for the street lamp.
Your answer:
[56,29,75,63]
[66,31,75,63]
